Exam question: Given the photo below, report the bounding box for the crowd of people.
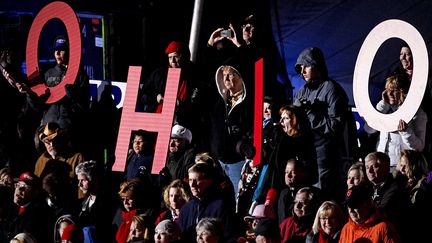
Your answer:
[0,13,432,243]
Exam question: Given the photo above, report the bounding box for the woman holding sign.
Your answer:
[365,74,427,171]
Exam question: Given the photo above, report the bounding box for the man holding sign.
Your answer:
[28,36,90,151]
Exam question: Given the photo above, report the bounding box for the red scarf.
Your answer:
[318,229,330,243]
[115,209,138,243]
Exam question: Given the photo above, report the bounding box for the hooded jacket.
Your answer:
[339,208,400,243]
[293,47,348,145]
[208,65,252,163]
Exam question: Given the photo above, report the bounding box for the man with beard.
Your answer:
[163,124,196,183]
[34,122,85,180]
[7,172,55,243]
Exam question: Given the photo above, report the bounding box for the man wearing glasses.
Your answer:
[8,172,55,243]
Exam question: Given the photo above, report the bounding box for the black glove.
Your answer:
[65,83,77,99]
[298,98,313,114]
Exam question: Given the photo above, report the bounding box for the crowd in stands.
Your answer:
[1,13,432,243]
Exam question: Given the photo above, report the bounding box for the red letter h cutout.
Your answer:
[113,67,180,174]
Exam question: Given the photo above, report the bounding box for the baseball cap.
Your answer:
[53,36,68,51]
[344,185,371,208]
[253,218,279,237]
[171,124,192,144]
[244,204,276,221]
[17,172,40,187]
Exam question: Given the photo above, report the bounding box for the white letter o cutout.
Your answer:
[353,19,428,132]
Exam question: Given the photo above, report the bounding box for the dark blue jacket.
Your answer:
[178,186,238,242]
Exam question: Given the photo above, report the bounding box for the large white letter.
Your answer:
[353,19,428,132]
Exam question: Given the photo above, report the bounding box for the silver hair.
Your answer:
[74,160,98,181]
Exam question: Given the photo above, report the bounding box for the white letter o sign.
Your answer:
[353,19,428,132]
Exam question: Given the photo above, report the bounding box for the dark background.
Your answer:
[0,0,272,85]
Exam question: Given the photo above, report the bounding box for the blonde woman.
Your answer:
[306,201,346,243]
[346,162,366,189]
[127,214,153,243]
[365,74,427,169]
[394,149,431,242]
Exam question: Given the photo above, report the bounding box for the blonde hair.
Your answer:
[127,214,152,242]
[311,201,345,234]
[347,162,366,187]
[398,150,429,181]
[162,179,191,209]
[385,74,409,105]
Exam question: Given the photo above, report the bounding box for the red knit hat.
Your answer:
[165,41,183,54]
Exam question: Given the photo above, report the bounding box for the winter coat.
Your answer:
[374,100,427,167]
[38,64,90,130]
[279,213,314,243]
[208,67,252,163]
[178,186,237,242]
[293,47,351,198]
[338,209,400,243]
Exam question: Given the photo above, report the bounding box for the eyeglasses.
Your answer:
[294,200,310,208]
[15,183,30,190]
[197,231,211,238]
[320,217,336,221]
[120,197,134,202]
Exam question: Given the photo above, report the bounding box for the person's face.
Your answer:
[196,229,218,243]
[0,50,14,66]
[385,87,402,105]
[169,187,185,210]
[251,218,261,229]
[348,202,370,224]
[397,155,409,178]
[365,158,388,185]
[263,102,272,120]
[223,68,241,93]
[169,138,186,154]
[14,181,32,205]
[133,135,146,154]
[0,173,14,188]
[59,221,72,239]
[168,52,182,68]
[44,139,58,157]
[129,221,144,241]
[293,191,312,218]
[319,211,339,236]
[279,110,297,135]
[299,64,320,82]
[255,235,268,243]
[347,169,362,189]
[55,50,68,65]
[242,23,255,42]
[400,46,413,71]
[284,161,300,188]
[120,195,136,211]
[77,173,91,194]
[188,172,212,199]
[154,230,170,243]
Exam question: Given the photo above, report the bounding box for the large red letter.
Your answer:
[113,67,180,174]
[253,58,264,166]
[26,1,81,104]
